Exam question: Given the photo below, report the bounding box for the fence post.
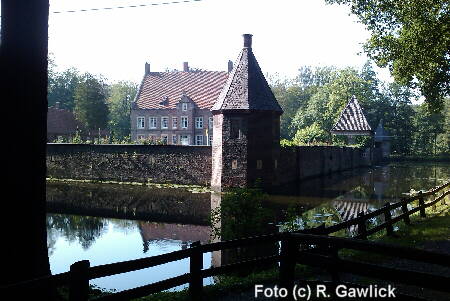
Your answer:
[279,233,296,297]
[189,241,202,301]
[400,199,411,225]
[384,202,394,236]
[418,191,426,217]
[357,212,367,239]
[69,260,90,301]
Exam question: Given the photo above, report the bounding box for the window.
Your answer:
[195,135,203,145]
[161,134,168,144]
[256,160,263,170]
[172,117,178,129]
[208,135,213,146]
[209,117,213,129]
[182,103,188,111]
[149,117,157,129]
[137,134,145,140]
[195,117,203,129]
[230,118,241,139]
[172,135,178,145]
[181,116,188,129]
[180,135,189,145]
[137,117,145,129]
[149,135,156,142]
[161,117,168,129]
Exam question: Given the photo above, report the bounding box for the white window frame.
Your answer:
[181,116,188,129]
[208,135,213,146]
[182,103,188,111]
[137,117,145,129]
[161,116,169,129]
[180,135,190,145]
[195,135,203,145]
[209,117,213,129]
[195,117,203,129]
[149,117,157,129]
[172,135,178,145]
[172,117,178,129]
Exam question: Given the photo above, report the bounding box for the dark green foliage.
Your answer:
[48,56,81,111]
[107,81,137,140]
[271,62,449,156]
[325,0,450,111]
[74,73,109,130]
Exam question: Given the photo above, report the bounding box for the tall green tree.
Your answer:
[74,73,109,130]
[48,67,81,110]
[107,81,137,140]
[326,0,450,111]
[412,103,446,155]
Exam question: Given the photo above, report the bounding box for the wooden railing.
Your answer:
[1,181,449,300]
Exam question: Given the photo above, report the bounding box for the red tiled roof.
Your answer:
[135,71,229,110]
[47,107,83,135]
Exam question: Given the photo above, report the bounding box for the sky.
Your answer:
[47,0,393,84]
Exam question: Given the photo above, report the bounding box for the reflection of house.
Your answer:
[333,200,370,222]
[130,62,231,145]
[138,222,211,244]
[47,103,83,142]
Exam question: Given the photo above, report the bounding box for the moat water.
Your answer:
[46,161,449,292]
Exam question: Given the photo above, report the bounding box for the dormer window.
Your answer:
[182,103,188,111]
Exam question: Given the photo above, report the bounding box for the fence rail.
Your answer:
[2,181,449,300]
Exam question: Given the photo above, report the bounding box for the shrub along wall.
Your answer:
[47,144,212,186]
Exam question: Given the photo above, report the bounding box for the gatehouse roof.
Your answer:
[331,96,372,136]
[211,34,283,113]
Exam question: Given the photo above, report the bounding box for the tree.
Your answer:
[326,0,450,111]
[48,67,81,111]
[74,73,109,131]
[107,81,137,140]
[412,103,446,155]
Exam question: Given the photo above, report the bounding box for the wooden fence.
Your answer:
[2,181,449,300]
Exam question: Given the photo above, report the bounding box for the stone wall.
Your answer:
[47,143,212,186]
[47,143,373,188]
[278,146,373,187]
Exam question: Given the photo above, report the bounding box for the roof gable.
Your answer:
[211,35,283,113]
[331,96,372,135]
[135,71,228,110]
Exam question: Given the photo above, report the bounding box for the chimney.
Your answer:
[145,62,150,75]
[183,62,189,72]
[227,60,233,72]
[243,34,252,48]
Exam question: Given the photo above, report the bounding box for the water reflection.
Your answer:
[47,213,212,292]
[46,161,449,291]
[276,162,449,234]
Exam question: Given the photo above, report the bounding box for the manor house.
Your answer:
[130,61,233,145]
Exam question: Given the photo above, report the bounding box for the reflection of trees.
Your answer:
[210,189,277,271]
[47,214,107,250]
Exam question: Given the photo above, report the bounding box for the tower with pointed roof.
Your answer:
[211,34,283,191]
